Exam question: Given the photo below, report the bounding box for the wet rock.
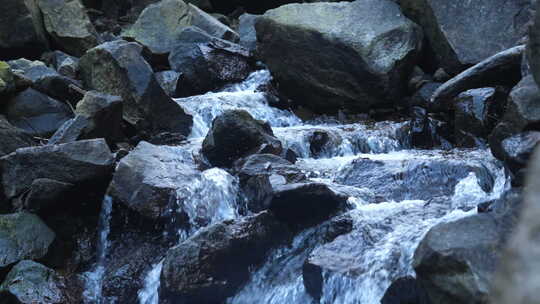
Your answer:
[430,45,524,111]
[0,116,36,157]
[202,110,282,167]
[37,0,99,56]
[256,0,422,113]
[238,13,259,51]
[4,88,73,137]
[399,0,531,73]
[269,182,349,228]
[123,0,238,58]
[107,141,199,220]
[80,40,193,136]
[49,91,123,146]
[41,50,79,79]
[501,75,540,132]
[155,70,182,97]
[169,39,253,96]
[498,131,540,180]
[381,276,431,304]
[159,211,289,304]
[413,190,522,304]
[0,139,114,199]
[0,260,63,303]
[0,213,55,268]
[0,0,48,59]
[17,178,73,213]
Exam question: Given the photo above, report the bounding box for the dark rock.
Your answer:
[0,139,114,199]
[526,0,540,88]
[0,260,63,303]
[41,51,79,79]
[18,178,73,212]
[413,190,522,304]
[0,116,36,157]
[255,0,422,113]
[159,211,289,304]
[399,0,531,73]
[49,91,123,146]
[501,75,540,132]
[0,213,55,268]
[210,0,350,15]
[410,82,442,108]
[430,45,525,111]
[408,66,432,93]
[3,88,73,137]
[433,68,451,82]
[169,39,253,96]
[381,276,431,304]
[155,70,182,97]
[238,13,259,51]
[498,132,540,177]
[80,40,193,136]
[37,0,99,56]
[202,110,282,167]
[269,182,349,228]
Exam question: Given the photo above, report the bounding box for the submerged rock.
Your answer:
[256,0,422,113]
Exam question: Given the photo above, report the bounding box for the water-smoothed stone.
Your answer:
[430,45,525,111]
[80,40,193,136]
[256,0,422,113]
[0,116,35,157]
[0,139,114,199]
[413,190,522,304]
[202,110,282,167]
[37,0,99,56]
[159,211,289,304]
[4,88,72,137]
[398,0,531,74]
[0,213,55,268]
[0,260,62,303]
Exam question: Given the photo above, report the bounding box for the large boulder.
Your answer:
[202,110,282,167]
[123,0,238,58]
[79,40,193,136]
[413,190,521,304]
[3,88,73,137]
[37,0,99,56]
[255,0,422,113]
[0,260,63,304]
[0,213,55,268]
[399,0,531,74]
[0,116,35,157]
[159,211,289,304]
[0,139,114,199]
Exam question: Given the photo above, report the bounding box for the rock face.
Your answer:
[80,40,193,136]
[159,212,289,304]
[202,110,282,167]
[238,13,259,50]
[0,260,63,304]
[398,0,531,73]
[4,88,73,137]
[37,0,99,56]
[124,0,238,57]
[0,116,35,157]
[0,213,55,268]
[20,178,74,212]
[256,0,422,113]
[413,191,521,304]
[0,139,114,199]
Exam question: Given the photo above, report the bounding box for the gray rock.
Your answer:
[529,0,540,87]
[42,50,79,79]
[0,139,114,199]
[202,110,282,167]
[0,116,36,157]
[155,70,182,97]
[399,0,531,73]
[4,88,73,137]
[430,45,525,111]
[238,13,260,51]
[0,213,55,268]
[37,0,99,56]
[80,40,192,136]
[19,178,74,212]
[255,0,422,113]
[502,75,540,132]
[0,260,62,304]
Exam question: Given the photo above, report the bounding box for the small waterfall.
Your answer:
[83,196,113,304]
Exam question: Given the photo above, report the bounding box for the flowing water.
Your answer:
[87,69,509,304]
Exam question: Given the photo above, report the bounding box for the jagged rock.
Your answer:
[413,190,522,304]
[0,0,48,59]
[0,213,55,268]
[256,0,422,113]
[4,88,73,137]
[17,178,74,212]
[0,260,63,303]
[430,45,525,110]
[49,91,123,146]
[238,13,259,51]
[399,0,531,73]
[0,116,36,157]
[41,50,79,79]
[37,0,99,56]
[202,110,282,167]
[169,38,253,96]
[123,0,238,58]
[159,212,289,304]
[0,139,114,199]
[155,70,182,97]
[80,40,193,136]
